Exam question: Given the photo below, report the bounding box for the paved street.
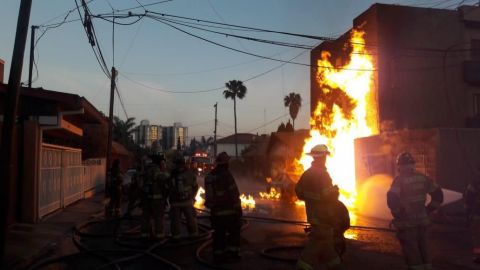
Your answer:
[14,178,480,270]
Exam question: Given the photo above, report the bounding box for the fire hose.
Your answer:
[27,213,213,270]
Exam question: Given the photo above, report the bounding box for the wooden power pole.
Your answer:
[28,25,38,88]
[105,67,116,194]
[214,102,218,157]
[0,0,33,262]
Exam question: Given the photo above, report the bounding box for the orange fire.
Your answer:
[295,29,378,211]
[240,194,256,209]
[194,187,256,210]
[259,187,281,200]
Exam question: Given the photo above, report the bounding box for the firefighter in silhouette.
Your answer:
[464,177,480,263]
[295,144,344,270]
[141,155,169,239]
[205,152,242,263]
[273,165,296,203]
[169,153,199,239]
[387,152,443,270]
[126,160,144,216]
[107,159,123,218]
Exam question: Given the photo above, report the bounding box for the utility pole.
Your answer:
[28,25,38,88]
[213,102,218,157]
[0,0,33,262]
[105,67,116,194]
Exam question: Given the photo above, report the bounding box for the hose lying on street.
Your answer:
[27,213,214,270]
[194,218,250,270]
[28,205,397,270]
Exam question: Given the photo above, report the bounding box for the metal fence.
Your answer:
[39,144,105,219]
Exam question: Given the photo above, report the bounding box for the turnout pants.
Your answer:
[170,203,198,238]
[396,226,432,270]
[107,186,122,217]
[141,199,166,238]
[296,224,342,270]
[471,218,480,256]
[211,214,241,255]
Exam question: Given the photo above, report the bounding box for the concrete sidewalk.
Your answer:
[2,193,105,270]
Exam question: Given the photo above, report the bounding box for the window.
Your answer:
[471,39,480,60]
[474,93,480,115]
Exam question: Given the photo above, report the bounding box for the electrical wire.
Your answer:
[118,47,307,94]
[122,47,295,77]
[151,16,314,50]
[75,0,112,78]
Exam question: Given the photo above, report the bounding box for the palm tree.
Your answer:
[284,92,302,130]
[113,116,136,146]
[223,80,247,158]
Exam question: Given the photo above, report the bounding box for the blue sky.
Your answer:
[0,0,463,139]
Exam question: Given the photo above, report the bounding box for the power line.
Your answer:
[115,84,129,119]
[37,0,96,27]
[244,101,309,133]
[115,0,173,12]
[118,48,307,94]
[147,16,376,70]
[122,47,295,76]
[152,16,314,50]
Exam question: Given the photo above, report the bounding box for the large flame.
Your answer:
[296,29,378,210]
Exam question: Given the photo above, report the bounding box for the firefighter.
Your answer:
[169,153,199,239]
[387,152,444,270]
[295,144,344,270]
[107,159,123,218]
[205,152,242,263]
[141,155,169,239]
[464,179,480,263]
[126,161,143,216]
[274,166,296,203]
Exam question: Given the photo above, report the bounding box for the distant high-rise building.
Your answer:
[134,120,187,151]
[163,122,188,150]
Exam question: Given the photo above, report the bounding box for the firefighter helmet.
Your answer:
[216,152,230,164]
[307,144,330,157]
[396,152,415,165]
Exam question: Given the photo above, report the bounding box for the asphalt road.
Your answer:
[27,177,480,270]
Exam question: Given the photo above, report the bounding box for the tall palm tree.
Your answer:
[223,80,247,158]
[284,92,302,130]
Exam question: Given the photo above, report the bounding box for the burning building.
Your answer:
[307,3,480,201]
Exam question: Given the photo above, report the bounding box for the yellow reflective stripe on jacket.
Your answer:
[296,259,313,270]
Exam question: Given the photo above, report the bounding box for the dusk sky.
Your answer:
[0,0,463,139]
